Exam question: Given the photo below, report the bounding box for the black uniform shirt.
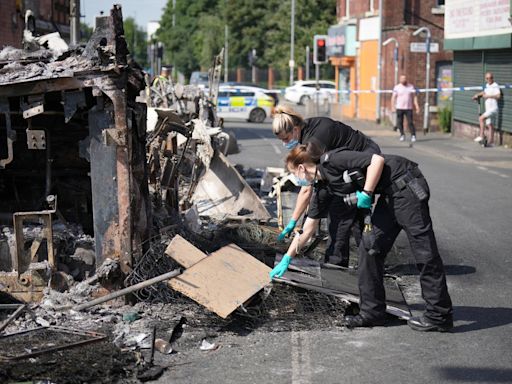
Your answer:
[308,149,418,219]
[300,117,370,152]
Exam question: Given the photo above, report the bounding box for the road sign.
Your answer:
[410,42,439,53]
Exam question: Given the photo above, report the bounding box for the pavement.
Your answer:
[343,118,512,171]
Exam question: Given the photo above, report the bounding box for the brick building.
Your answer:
[445,0,512,145]
[0,0,70,49]
[329,0,452,131]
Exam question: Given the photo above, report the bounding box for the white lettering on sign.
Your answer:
[410,42,440,53]
[446,0,512,39]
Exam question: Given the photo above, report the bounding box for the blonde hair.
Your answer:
[272,105,304,135]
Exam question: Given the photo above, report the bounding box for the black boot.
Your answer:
[407,316,453,332]
[343,314,385,328]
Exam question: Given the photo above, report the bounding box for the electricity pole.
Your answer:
[289,0,295,85]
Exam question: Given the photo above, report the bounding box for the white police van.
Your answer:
[217,85,274,123]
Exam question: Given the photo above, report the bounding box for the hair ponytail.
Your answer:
[272,105,304,135]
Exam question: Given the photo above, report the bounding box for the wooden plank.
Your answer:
[165,235,207,268]
[168,243,271,318]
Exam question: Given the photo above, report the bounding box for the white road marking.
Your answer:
[291,331,312,384]
[260,135,282,155]
[477,165,509,178]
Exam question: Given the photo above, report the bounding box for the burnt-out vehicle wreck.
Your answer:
[0,4,268,304]
[0,6,151,302]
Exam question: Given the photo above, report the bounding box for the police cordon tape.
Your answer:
[269,84,512,95]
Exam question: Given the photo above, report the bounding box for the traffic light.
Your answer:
[314,35,328,64]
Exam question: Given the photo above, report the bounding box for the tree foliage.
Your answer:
[124,17,149,69]
[157,0,336,79]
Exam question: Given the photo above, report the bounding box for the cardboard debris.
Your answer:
[168,243,271,318]
[191,152,271,221]
[165,235,207,269]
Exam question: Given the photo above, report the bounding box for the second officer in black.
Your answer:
[270,143,453,332]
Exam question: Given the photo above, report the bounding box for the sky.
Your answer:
[82,0,168,30]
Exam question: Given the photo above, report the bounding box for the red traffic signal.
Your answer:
[314,35,328,64]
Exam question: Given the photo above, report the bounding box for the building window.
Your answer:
[437,0,445,6]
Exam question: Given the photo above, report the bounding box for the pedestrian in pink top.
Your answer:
[391,75,420,142]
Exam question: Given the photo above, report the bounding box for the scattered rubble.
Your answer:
[0,5,416,384]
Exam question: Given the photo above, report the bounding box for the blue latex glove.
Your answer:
[277,219,297,241]
[270,254,292,279]
[356,191,372,209]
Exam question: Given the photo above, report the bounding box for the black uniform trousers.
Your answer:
[396,109,416,136]
[357,176,453,323]
[325,140,381,265]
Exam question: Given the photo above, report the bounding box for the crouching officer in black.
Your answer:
[269,143,453,332]
[272,105,381,267]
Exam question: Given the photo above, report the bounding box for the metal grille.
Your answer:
[124,235,182,303]
[230,285,348,332]
[125,232,347,332]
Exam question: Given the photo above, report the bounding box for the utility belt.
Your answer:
[384,167,426,199]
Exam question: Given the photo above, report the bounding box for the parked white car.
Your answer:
[284,80,337,105]
[217,85,274,123]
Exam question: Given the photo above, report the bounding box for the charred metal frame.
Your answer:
[0,5,150,301]
[0,326,107,361]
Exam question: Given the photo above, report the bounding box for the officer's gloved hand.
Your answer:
[277,219,297,241]
[270,254,292,279]
[356,191,372,209]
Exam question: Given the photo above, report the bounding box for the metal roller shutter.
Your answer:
[485,49,512,133]
[453,51,483,126]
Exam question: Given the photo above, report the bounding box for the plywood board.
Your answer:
[168,243,271,318]
[165,235,207,268]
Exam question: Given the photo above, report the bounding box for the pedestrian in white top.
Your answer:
[472,72,501,146]
[391,75,420,143]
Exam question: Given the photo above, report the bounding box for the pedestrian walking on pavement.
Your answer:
[269,143,453,332]
[272,105,381,267]
[472,72,501,147]
[391,75,420,143]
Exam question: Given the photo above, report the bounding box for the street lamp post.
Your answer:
[383,38,399,86]
[413,26,431,134]
[289,0,295,85]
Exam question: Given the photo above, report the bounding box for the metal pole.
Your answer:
[172,0,176,80]
[224,25,229,83]
[413,27,431,134]
[289,0,295,85]
[252,49,256,83]
[172,0,176,27]
[394,45,399,86]
[424,35,431,134]
[73,269,181,311]
[306,46,310,80]
[157,42,162,76]
[69,0,80,45]
[376,0,383,123]
[315,63,320,115]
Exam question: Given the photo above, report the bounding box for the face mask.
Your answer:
[293,174,310,187]
[284,139,299,150]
